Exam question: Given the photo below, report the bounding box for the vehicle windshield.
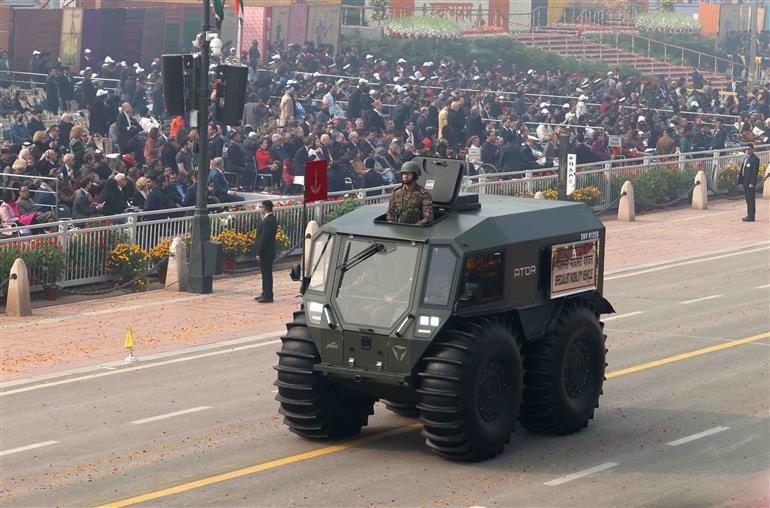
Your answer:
[335,238,420,329]
[307,233,333,292]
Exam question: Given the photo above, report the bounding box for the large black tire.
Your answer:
[274,310,374,439]
[417,317,523,461]
[383,400,420,418]
[520,304,607,435]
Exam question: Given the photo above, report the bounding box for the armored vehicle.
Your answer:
[275,157,615,461]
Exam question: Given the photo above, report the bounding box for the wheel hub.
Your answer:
[477,360,507,422]
[564,338,591,398]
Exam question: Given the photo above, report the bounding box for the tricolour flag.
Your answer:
[234,0,244,24]
[213,0,225,28]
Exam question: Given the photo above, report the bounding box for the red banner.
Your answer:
[304,160,328,204]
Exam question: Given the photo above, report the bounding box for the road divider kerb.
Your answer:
[96,330,770,507]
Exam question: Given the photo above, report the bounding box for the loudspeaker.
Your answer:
[183,54,201,112]
[220,65,248,126]
[161,54,185,115]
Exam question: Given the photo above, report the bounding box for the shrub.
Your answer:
[323,197,363,223]
[108,244,150,281]
[570,186,603,206]
[212,229,249,258]
[0,239,66,288]
[718,163,740,192]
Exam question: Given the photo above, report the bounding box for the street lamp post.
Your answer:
[188,0,212,294]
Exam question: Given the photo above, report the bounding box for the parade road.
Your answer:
[1,244,768,507]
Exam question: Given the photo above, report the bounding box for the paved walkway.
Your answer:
[1,198,767,381]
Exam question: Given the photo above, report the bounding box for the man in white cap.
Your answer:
[89,89,110,136]
[81,48,92,70]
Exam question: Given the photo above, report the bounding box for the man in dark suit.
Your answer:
[116,102,142,155]
[739,143,759,222]
[709,120,727,151]
[254,200,277,303]
[497,139,522,172]
[208,157,245,203]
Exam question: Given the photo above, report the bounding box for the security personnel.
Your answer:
[386,161,433,225]
[739,143,759,222]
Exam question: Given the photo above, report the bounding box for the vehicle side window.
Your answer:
[459,252,503,306]
[423,246,458,307]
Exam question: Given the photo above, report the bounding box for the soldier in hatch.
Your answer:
[386,160,433,225]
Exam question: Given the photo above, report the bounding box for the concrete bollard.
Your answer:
[6,258,31,316]
[691,170,708,210]
[165,237,188,292]
[763,176,770,200]
[534,191,544,199]
[304,220,319,270]
[617,180,635,222]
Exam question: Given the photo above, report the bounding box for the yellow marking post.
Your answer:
[99,331,770,507]
[124,327,134,350]
[606,331,769,379]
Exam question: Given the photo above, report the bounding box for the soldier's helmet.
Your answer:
[400,160,421,177]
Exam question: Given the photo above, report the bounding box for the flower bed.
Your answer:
[635,11,701,33]
[385,16,461,39]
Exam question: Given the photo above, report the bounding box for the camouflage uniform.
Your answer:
[386,184,433,224]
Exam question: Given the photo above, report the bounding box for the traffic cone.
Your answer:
[124,327,138,363]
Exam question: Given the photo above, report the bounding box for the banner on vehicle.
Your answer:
[549,239,599,298]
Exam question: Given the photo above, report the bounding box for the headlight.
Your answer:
[416,315,441,336]
[307,301,324,324]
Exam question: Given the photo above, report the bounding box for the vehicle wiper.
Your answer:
[337,242,385,273]
[308,235,332,278]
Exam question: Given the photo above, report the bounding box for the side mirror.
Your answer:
[458,282,478,302]
[290,263,301,282]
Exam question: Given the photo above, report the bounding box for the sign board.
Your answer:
[566,153,577,196]
[304,160,328,203]
[467,146,481,166]
[549,239,599,298]
[608,134,622,148]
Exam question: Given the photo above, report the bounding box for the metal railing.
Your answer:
[1,146,765,290]
[590,32,744,79]
[0,70,121,93]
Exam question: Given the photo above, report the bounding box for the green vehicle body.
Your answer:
[299,157,613,404]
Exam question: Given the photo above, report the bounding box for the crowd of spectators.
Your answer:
[2,33,770,232]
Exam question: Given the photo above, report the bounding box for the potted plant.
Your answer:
[108,243,150,287]
[212,229,247,271]
[150,239,171,283]
[32,239,65,300]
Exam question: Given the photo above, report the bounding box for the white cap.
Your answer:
[84,48,92,54]
[359,78,367,84]
[394,85,405,93]
[423,61,433,67]
[393,76,400,82]
[369,89,377,95]
[366,54,374,59]
[540,108,549,114]
[32,50,41,55]
[271,54,281,60]
[691,101,699,107]
[104,56,114,63]
[527,69,534,75]
[336,78,345,85]
[120,60,127,66]
[78,70,85,76]
[473,75,481,81]
[637,115,646,123]
[135,67,144,73]
[133,62,140,68]
[397,58,407,63]
[287,79,297,85]
[373,73,380,80]
[96,89,108,97]
[248,131,258,138]
[578,95,588,101]
[562,102,570,109]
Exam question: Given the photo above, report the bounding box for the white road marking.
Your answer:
[665,426,730,447]
[606,246,770,281]
[755,284,770,289]
[0,440,59,457]
[131,406,211,425]
[0,339,282,397]
[544,462,619,486]
[680,294,723,305]
[602,311,645,322]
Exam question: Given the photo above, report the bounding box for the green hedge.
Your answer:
[343,36,640,77]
